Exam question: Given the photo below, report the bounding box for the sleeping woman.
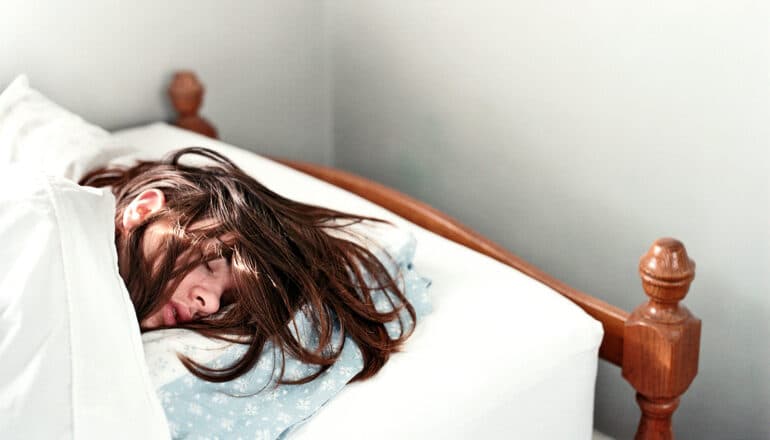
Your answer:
[79,146,417,385]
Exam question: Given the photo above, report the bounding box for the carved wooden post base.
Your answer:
[176,115,217,139]
[634,394,680,440]
[623,238,701,440]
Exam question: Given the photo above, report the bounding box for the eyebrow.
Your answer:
[206,255,231,269]
[213,236,234,267]
[201,238,232,263]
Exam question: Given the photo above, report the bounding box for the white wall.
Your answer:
[0,0,331,163]
[327,1,769,439]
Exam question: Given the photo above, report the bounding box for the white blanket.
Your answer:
[0,165,169,439]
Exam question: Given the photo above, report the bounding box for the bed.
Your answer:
[0,72,701,440]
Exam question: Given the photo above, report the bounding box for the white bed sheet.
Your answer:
[111,123,604,439]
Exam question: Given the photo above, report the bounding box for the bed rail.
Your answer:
[270,158,632,363]
[169,70,701,440]
[271,160,701,440]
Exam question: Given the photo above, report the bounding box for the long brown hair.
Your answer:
[80,147,416,385]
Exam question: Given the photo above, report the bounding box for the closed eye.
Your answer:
[203,261,214,273]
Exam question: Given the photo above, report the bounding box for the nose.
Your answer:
[193,288,221,317]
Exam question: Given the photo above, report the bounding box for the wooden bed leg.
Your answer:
[622,238,701,440]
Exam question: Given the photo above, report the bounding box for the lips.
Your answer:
[159,302,193,327]
[161,303,177,327]
[171,301,193,323]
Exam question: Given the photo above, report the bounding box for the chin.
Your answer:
[140,315,160,330]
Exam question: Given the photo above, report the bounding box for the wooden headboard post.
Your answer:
[167,70,702,440]
[623,238,701,440]
[168,71,218,139]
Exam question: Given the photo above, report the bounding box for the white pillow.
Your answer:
[0,165,169,439]
[0,75,136,181]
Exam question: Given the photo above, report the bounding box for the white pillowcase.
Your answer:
[0,75,136,180]
[0,165,169,439]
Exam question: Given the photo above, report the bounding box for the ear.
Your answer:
[122,189,166,229]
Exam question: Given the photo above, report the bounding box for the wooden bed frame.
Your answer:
[168,71,701,440]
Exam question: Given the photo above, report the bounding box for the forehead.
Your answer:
[186,218,237,252]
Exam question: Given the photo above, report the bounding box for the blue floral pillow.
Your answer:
[142,227,432,440]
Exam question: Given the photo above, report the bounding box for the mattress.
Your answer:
[111,123,604,439]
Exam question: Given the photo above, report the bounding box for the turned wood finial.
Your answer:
[623,238,701,440]
[168,70,218,139]
[639,238,695,307]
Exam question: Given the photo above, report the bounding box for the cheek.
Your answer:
[141,223,170,259]
[140,311,162,329]
[168,273,193,301]
[169,269,207,301]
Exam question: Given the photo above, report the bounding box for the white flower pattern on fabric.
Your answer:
[295,398,311,411]
[320,378,335,391]
[220,418,234,432]
[188,403,203,416]
[243,403,258,416]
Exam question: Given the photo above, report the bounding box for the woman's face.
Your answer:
[139,229,234,329]
[121,189,235,330]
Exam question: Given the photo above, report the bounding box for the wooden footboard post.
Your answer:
[622,238,701,440]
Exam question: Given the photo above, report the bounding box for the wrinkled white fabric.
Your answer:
[0,166,169,439]
[0,75,137,181]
